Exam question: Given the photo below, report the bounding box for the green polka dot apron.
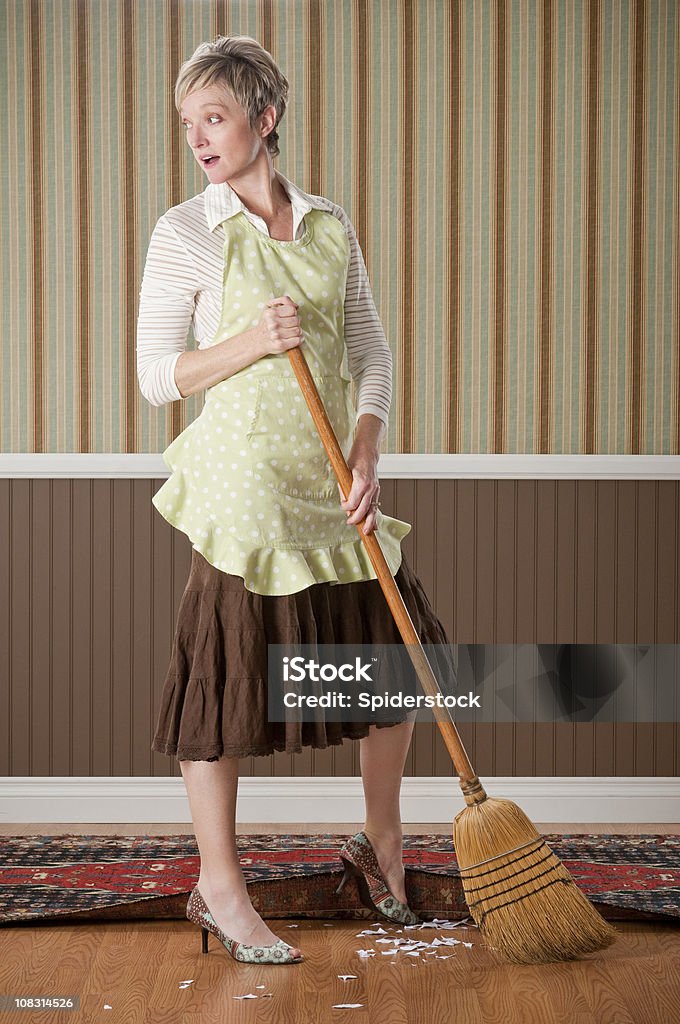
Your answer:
[151,207,411,595]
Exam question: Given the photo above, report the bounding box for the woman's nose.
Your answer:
[187,127,207,150]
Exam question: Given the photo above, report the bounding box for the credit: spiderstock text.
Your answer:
[267,647,474,723]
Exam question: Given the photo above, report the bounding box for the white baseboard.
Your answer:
[0,777,677,825]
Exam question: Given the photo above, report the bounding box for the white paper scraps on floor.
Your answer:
[103,1006,112,1011]
[256,985,266,989]
[407,917,474,930]
[233,994,259,1000]
[338,975,358,981]
[287,923,299,927]
[354,925,476,961]
[332,1004,364,1009]
[178,980,194,989]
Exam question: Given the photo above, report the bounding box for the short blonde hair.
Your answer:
[174,35,289,158]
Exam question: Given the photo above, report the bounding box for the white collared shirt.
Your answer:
[136,170,392,424]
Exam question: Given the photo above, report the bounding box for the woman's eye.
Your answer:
[182,115,220,130]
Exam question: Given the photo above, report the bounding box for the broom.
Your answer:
[285,341,618,965]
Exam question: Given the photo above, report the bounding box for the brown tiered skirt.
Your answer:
[151,546,453,760]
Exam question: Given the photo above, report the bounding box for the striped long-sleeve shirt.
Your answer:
[136,170,393,425]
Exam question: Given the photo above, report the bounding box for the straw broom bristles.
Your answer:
[453,792,618,964]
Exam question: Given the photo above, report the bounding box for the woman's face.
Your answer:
[180,84,264,183]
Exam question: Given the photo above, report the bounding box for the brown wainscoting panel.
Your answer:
[0,478,678,778]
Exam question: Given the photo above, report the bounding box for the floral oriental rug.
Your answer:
[0,833,678,926]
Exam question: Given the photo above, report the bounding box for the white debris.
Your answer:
[178,979,194,989]
[256,985,265,989]
[351,926,475,964]
[103,1007,112,1011]
[333,1004,364,1009]
[347,912,478,968]
[338,975,358,981]
[232,993,259,1000]
[407,917,472,929]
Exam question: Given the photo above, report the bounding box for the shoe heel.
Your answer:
[335,865,350,896]
[201,925,208,954]
[335,856,359,896]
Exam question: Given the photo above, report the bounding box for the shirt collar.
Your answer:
[204,169,326,234]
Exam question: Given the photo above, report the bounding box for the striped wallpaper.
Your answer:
[1,0,678,455]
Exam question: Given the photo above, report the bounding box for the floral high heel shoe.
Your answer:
[335,831,421,925]
[186,886,304,964]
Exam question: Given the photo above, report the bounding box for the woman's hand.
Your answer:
[256,295,305,355]
[340,424,383,535]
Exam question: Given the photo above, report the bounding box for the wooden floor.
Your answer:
[2,917,678,1023]
[1,824,678,1024]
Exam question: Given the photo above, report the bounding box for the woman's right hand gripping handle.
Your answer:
[173,295,304,398]
[256,295,305,356]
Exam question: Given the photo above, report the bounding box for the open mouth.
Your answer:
[202,156,219,166]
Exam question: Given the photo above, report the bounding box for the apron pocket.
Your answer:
[245,375,350,502]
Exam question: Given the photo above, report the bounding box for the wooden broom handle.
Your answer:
[287,346,484,796]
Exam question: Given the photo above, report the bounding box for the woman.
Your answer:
[137,35,453,965]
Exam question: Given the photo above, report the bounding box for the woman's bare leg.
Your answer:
[359,715,416,904]
[180,756,302,956]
